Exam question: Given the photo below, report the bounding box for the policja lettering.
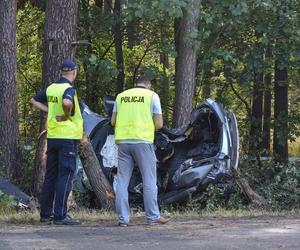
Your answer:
[120,96,144,103]
[47,96,58,103]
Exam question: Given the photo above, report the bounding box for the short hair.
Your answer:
[136,76,152,85]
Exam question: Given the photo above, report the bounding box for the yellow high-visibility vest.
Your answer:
[46,83,83,139]
[115,88,155,143]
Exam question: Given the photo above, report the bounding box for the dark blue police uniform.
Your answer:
[33,76,79,222]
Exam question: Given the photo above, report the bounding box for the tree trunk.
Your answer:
[80,0,99,112]
[78,136,115,210]
[127,17,140,49]
[104,0,112,15]
[94,0,103,10]
[249,72,264,154]
[33,0,78,198]
[0,0,21,182]
[273,61,288,163]
[173,0,200,127]
[262,48,272,154]
[113,0,125,94]
[160,52,170,125]
[160,24,170,125]
[202,65,212,99]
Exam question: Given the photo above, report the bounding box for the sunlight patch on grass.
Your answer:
[289,137,300,157]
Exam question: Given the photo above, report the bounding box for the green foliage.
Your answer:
[73,186,100,209]
[17,3,44,138]
[14,0,300,211]
[240,160,300,210]
[0,191,16,216]
[179,160,300,212]
[18,139,37,194]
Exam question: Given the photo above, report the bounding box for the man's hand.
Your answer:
[61,98,73,121]
[56,115,72,122]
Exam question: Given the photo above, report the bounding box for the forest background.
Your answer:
[0,0,300,212]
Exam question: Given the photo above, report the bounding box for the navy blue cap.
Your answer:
[60,59,77,71]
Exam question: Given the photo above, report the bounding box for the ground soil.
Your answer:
[0,216,300,250]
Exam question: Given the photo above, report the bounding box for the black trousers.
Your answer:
[40,139,77,220]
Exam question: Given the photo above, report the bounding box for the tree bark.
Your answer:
[33,0,78,198]
[262,48,272,154]
[127,17,140,49]
[202,65,212,99]
[160,52,170,125]
[113,0,125,94]
[173,0,200,127]
[80,0,99,112]
[0,0,21,182]
[235,169,268,209]
[249,72,264,154]
[273,61,288,163]
[104,0,112,15]
[78,136,115,210]
[160,23,170,125]
[94,0,103,10]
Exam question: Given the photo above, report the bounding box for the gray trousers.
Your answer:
[116,143,160,224]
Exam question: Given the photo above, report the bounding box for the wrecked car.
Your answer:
[75,98,239,206]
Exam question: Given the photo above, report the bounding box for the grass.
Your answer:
[289,137,300,157]
[1,208,299,225]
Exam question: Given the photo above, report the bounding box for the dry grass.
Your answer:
[289,137,300,156]
[1,208,299,225]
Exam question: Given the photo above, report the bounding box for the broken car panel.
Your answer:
[76,98,240,206]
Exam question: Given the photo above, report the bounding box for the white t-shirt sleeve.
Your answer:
[151,93,162,114]
[113,101,117,112]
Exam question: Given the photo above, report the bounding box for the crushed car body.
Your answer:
[76,98,239,206]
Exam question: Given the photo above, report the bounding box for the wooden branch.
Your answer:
[229,81,252,118]
[105,0,113,12]
[234,169,268,209]
[132,46,154,85]
[71,40,92,46]
[100,40,115,60]
[78,135,115,210]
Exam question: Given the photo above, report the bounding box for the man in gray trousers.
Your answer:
[111,76,169,227]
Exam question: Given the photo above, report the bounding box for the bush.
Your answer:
[239,159,300,210]
[0,191,16,215]
[182,159,300,212]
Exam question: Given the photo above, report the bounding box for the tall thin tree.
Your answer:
[273,61,288,163]
[0,0,21,182]
[33,0,78,197]
[261,47,272,154]
[113,0,125,94]
[173,0,201,127]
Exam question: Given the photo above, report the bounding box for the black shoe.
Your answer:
[40,215,54,224]
[54,215,81,225]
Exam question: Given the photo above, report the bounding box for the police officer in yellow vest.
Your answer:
[30,60,83,225]
[111,76,168,226]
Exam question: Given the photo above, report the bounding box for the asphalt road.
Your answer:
[0,216,300,250]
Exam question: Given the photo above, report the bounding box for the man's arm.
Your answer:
[56,87,75,121]
[152,93,163,130]
[153,114,163,130]
[62,99,73,119]
[111,112,117,126]
[30,98,48,113]
[111,101,117,126]
[30,90,48,113]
